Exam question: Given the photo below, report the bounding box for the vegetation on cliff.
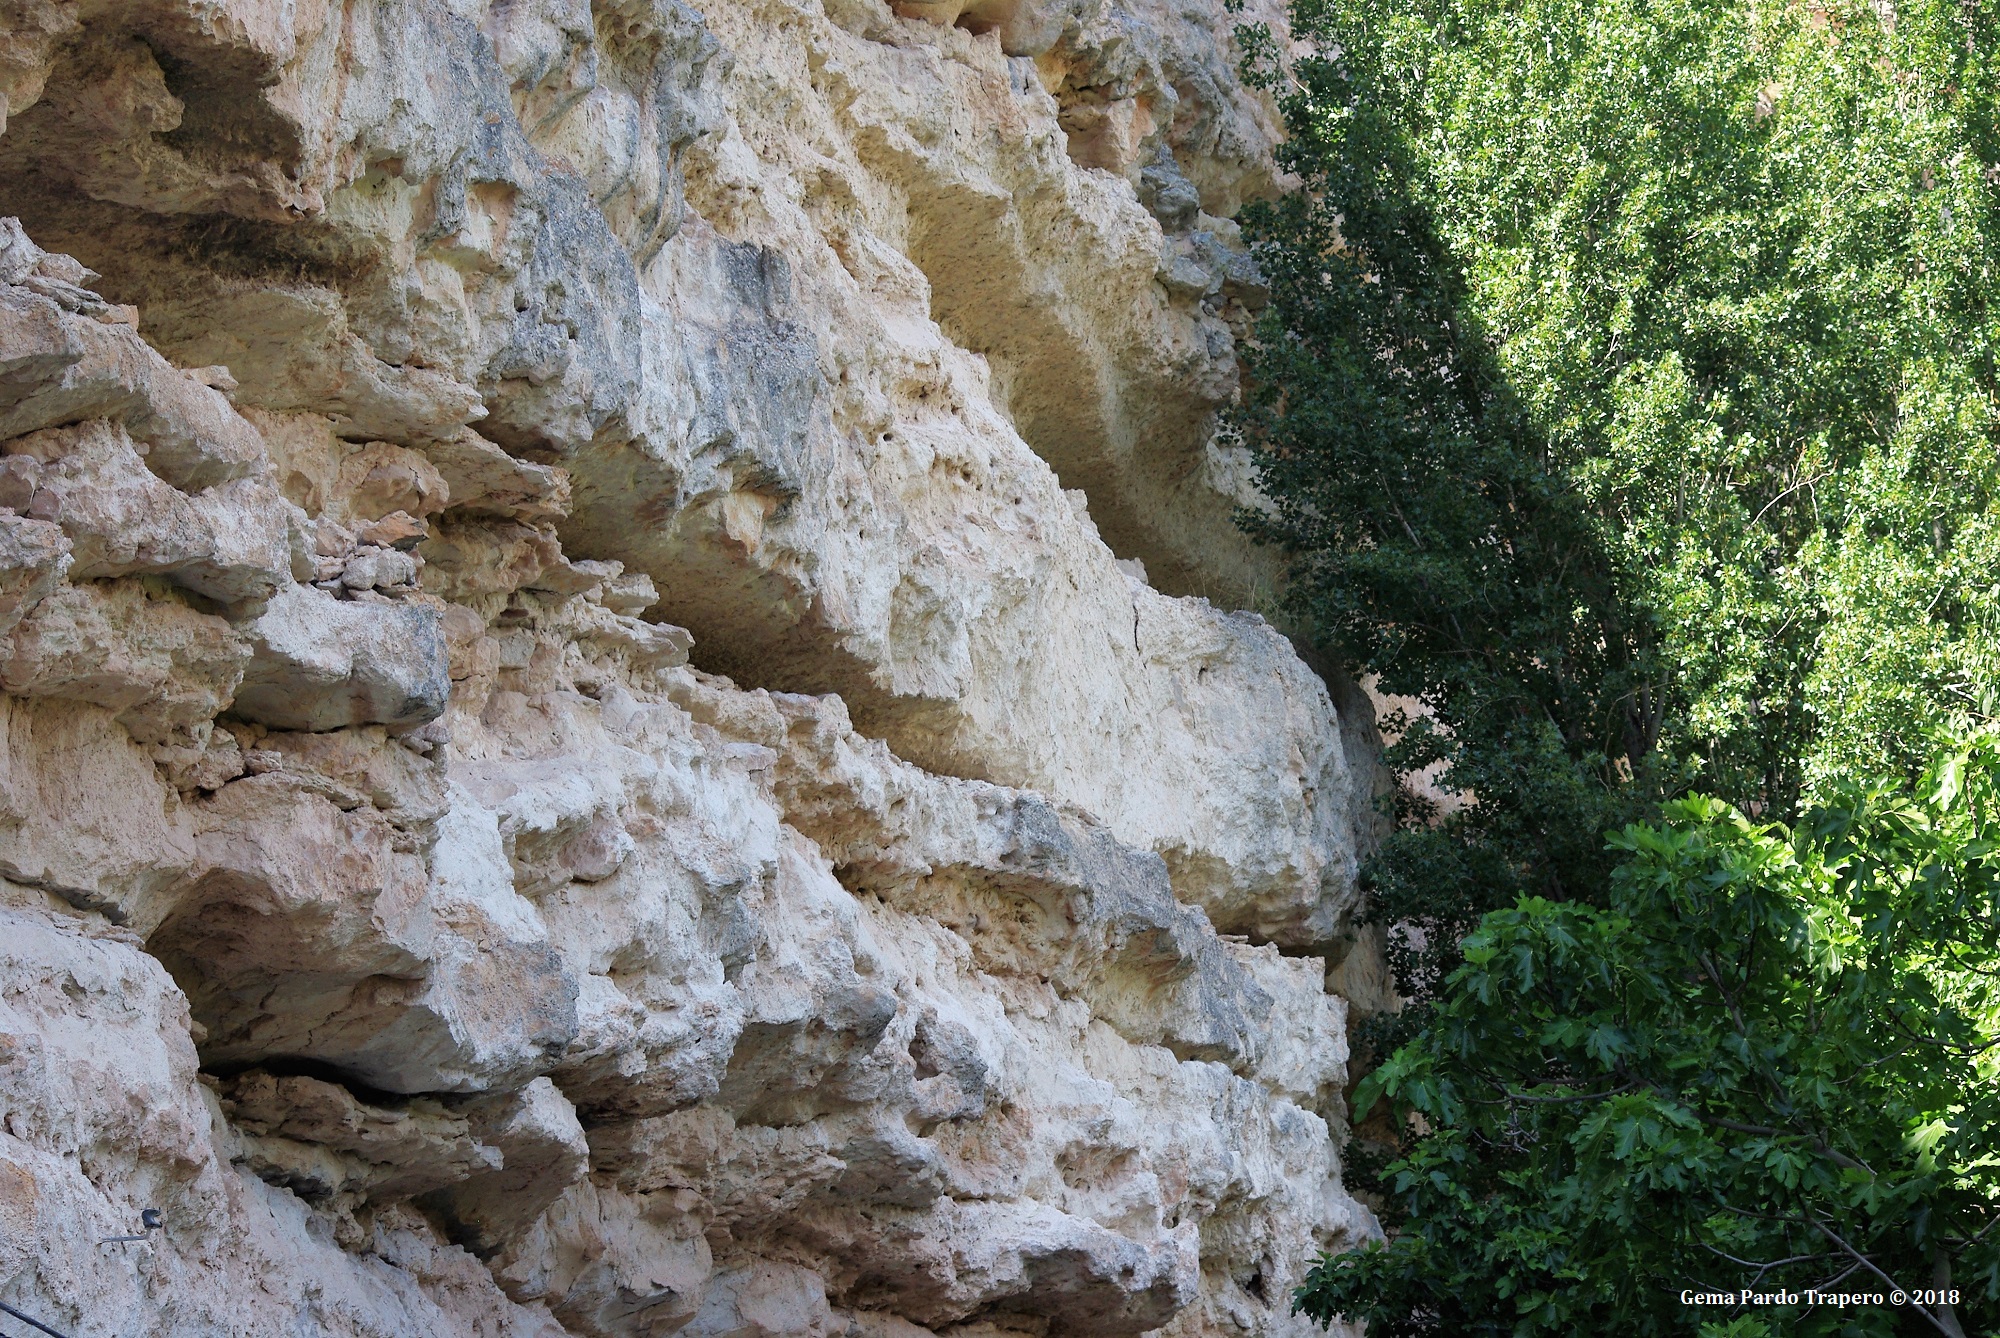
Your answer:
[1229,0,2000,1330]
[1301,746,2000,1335]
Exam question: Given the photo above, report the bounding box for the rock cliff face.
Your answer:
[0,0,1380,1333]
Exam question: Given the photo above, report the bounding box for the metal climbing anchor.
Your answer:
[0,1208,172,1338]
[94,1207,162,1246]
[0,1210,163,1337]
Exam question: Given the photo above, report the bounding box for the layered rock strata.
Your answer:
[0,0,1379,1333]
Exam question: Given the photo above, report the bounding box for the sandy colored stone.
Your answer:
[8,419,293,605]
[1,579,250,746]
[0,0,1380,1329]
[0,510,67,634]
[233,582,451,732]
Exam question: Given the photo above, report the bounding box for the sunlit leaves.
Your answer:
[1300,739,2000,1333]
[1241,5,2000,1327]
[1236,0,2000,1019]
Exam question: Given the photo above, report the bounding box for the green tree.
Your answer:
[1297,734,2000,1336]
[1231,2,1663,1004]
[1232,0,2000,1000]
[1227,0,2000,1327]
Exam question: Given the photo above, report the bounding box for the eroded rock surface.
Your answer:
[0,0,1379,1332]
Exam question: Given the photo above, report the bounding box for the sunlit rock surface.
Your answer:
[0,0,1380,1332]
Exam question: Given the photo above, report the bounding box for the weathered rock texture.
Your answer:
[0,0,1380,1332]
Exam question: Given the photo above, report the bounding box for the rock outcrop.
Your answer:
[0,0,1380,1333]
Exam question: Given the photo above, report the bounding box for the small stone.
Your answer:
[356,510,429,550]
[31,251,97,287]
[1138,150,1203,231]
[601,570,659,616]
[186,365,239,393]
[1157,249,1217,300]
[341,545,421,590]
[560,817,633,882]
[0,457,39,512]
[312,517,356,558]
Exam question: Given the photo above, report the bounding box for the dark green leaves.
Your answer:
[1238,0,2000,1329]
[1235,0,2000,1005]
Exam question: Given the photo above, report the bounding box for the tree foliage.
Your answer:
[1228,0,2000,1329]
[1297,737,2000,1336]
[1232,0,2000,999]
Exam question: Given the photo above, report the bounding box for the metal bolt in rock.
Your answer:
[96,1206,163,1245]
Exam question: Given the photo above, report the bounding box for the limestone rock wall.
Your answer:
[0,0,1379,1333]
